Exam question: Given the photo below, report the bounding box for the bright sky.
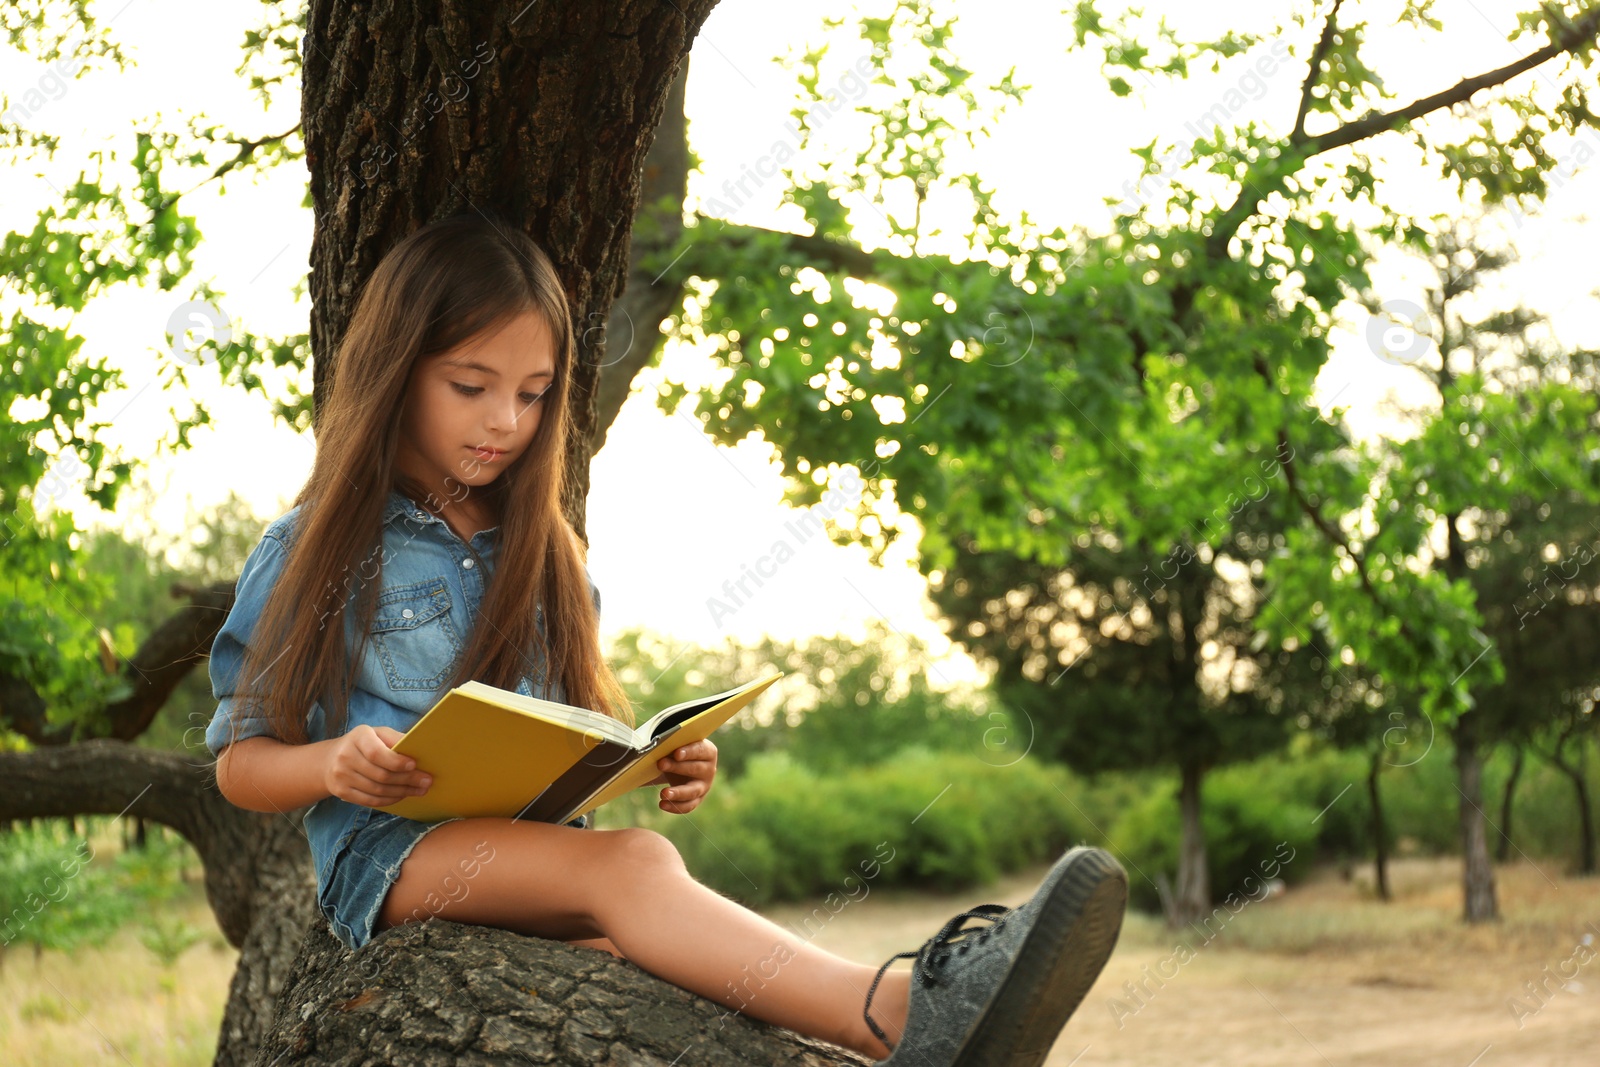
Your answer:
[3,0,1596,685]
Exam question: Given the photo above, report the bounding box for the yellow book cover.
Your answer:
[374,671,783,823]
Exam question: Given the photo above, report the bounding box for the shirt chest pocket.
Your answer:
[369,578,465,691]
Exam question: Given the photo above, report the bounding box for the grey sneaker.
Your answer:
[863,846,1126,1066]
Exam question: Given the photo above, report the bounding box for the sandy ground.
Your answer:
[758,856,1600,1067]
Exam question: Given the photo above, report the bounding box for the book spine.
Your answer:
[517,739,639,823]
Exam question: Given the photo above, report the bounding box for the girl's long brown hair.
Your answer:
[223,213,634,752]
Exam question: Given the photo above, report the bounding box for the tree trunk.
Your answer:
[302,0,718,541]
[257,918,869,1065]
[1452,717,1499,922]
[1547,750,1597,875]
[1367,749,1390,901]
[1575,764,1596,876]
[1172,762,1209,926]
[1496,744,1523,865]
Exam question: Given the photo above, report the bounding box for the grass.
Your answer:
[0,883,236,1067]
[1134,857,1599,957]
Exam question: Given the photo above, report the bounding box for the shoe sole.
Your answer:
[953,847,1127,1067]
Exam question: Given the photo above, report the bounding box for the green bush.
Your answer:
[662,746,1086,906]
[0,822,128,955]
[0,819,196,957]
[1373,742,1470,855]
[1110,773,1319,914]
[1211,747,1370,857]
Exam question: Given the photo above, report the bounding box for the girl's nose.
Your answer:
[485,394,521,432]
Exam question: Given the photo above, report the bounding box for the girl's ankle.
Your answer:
[858,968,910,1058]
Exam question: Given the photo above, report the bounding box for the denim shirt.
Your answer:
[204,489,599,901]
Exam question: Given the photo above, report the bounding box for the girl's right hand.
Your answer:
[323,724,433,807]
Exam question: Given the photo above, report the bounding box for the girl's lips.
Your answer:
[470,446,507,461]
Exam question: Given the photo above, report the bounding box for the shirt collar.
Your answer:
[383,489,431,527]
[383,489,500,544]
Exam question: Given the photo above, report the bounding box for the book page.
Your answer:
[632,675,777,744]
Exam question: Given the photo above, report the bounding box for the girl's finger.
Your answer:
[347,788,402,807]
[662,780,706,803]
[359,761,424,787]
[669,741,715,763]
[660,757,714,779]
[355,772,429,798]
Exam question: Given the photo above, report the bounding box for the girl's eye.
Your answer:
[452,382,548,404]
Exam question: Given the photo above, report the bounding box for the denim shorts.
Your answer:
[318,808,593,951]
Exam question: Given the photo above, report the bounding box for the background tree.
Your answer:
[642,0,1600,923]
[926,511,1327,925]
[1342,219,1600,916]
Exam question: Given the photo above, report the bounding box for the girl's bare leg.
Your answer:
[376,819,910,1058]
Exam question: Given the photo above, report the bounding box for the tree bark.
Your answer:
[302,0,719,540]
[1495,744,1523,865]
[1452,716,1499,922]
[1367,748,1390,901]
[1172,762,1209,926]
[257,917,870,1066]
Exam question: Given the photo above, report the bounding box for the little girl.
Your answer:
[205,213,1128,1065]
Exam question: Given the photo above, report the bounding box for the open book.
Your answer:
[373,671,783,824]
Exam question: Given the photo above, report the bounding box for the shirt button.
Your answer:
[463,558,475,569]
[401,608,415,619]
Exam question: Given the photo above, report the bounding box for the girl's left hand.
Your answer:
[648,739,717,814]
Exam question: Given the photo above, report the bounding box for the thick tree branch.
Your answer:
[0,740,323,1062]
[261,919,872,1066]
[0,578,235,744]
[661,216,897,285]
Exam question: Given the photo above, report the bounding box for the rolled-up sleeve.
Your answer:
[205,532,293,759]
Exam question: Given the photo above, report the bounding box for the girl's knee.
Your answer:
[607,826,687,878]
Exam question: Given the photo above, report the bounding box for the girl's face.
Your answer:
[394,310,556,504]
